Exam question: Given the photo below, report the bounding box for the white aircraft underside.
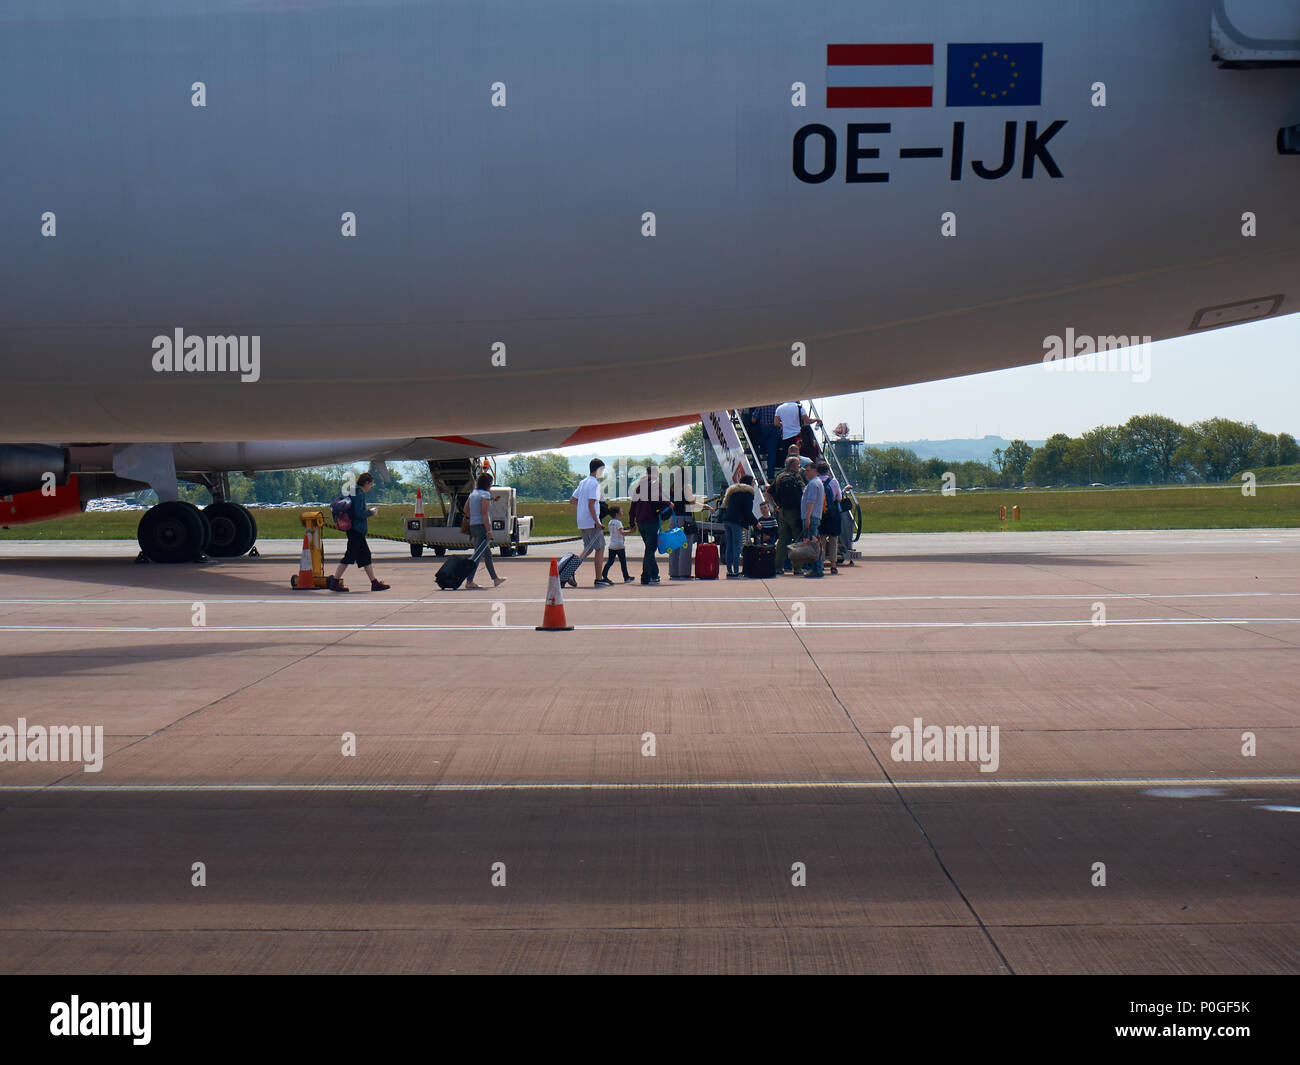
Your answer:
[1,1,1297,523]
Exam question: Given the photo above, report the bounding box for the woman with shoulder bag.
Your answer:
[463,473,506,590]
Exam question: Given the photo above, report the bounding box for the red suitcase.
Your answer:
[694,541,719,579]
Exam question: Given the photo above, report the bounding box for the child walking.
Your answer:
[601,506,634,583]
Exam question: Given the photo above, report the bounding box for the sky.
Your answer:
[553,312,1300,457]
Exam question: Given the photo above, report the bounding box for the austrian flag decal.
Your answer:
[826,44,934,108]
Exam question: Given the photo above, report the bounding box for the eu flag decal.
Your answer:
[946,43,1042,107]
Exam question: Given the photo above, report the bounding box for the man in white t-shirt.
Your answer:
[569,457,610,587]
[775,401,802,457]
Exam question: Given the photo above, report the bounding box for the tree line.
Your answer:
[169,415,1296,505]
[176,466,420,506]
[843,416,1296,491]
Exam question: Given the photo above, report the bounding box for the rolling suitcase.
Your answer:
[695,541,719,579]
[669,537,693,578]
[436,536,491,591]
[667,514,693,578]
[435,556,474,590]
[558,542,596,587]
[742,543,776,579]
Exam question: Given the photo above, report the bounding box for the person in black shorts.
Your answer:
[328,472,390,592]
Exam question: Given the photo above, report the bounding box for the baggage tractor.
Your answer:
[695,541,719,579]
[742,543,776,579]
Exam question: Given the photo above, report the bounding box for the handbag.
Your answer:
[459,497,471,535]
[787,538,821,566]
[656,506,684,553]
[658,526,686,553]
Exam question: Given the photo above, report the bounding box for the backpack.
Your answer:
[774,472,803,510]
[330,495,353,531]
[599,499,610,521]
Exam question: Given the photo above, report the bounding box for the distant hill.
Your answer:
[566,440,1041,469]
[868,436,1045,463]
[565,453,668,475]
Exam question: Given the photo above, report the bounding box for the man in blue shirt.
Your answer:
[799,464,825,578]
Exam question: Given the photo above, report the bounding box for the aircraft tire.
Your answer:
[137,500,207,563]
[204,501,256,557]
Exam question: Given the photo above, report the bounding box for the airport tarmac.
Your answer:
[0,529,1296,974]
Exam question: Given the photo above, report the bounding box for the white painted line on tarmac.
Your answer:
[0,592,1296,607]
[2,617,1299,633]
[0,776,1296,793]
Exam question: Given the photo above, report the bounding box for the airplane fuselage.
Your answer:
[1,0,1297,443]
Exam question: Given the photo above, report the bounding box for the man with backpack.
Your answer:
[770,456,805,575]
[327,472,390,592]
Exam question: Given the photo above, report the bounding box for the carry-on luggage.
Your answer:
[558,539,599,587]
[742,543,776,579]
[656,507,685,554]
[435,556,474,590]
[436,536,492,591]
[787,538,821,567]
[669,525,694,578]
[695,541,719,579]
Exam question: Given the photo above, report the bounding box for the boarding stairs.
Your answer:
[726,409,771,493]
[704,405,862,545]
[425,457,495,527]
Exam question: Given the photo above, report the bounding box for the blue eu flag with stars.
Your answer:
[946,43,1042,106]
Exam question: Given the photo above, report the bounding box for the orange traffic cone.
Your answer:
[292,534,315,590]
[413,488,424,520]
[535,557,574,631]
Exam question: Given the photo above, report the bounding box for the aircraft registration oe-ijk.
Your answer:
[0,0,1297,560]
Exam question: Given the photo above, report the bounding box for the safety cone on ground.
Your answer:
[292,534,315,590]
[413,488,424,520]
[535,557,574,631]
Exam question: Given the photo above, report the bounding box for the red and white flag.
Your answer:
[826,44,934,108]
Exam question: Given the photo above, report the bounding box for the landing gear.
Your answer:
[137,500,210,563]
[203,501,256,557]
[182,473,258,559]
